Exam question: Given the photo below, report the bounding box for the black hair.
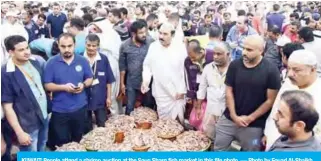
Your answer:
[209,25,223,38]
[204,14,212,19]
[268,25,281,34]
[111,8,121,19]
[130,20,147,34]
[119,7,128,16]
[70,18,85,31]
[281,90,319,133]
[290,20,301,29]
[273,4,280,11]
[282,43,304,59]
[136,5,146,16]
[40,7,49,12]
[58,33,75,44]
[146,13,158,22]
[86,33,100,45]
[192,46,204,54]
[52,2,60,7]
[298,27,315,42]
[223,12,231,17]
[193,10,201,15]
[290,12,300,20]
[4,35,27,52]
[26,10,33,17]
[89,9,97,14]
[51,41,59,56]
[188,39,200,47]
[247,12,254,17]
[237,9,246,16]
[82,13,93,26]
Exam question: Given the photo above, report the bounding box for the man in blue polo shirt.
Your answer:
[81,34,115,133]
[44,33,93,147]
[46,2,68,39]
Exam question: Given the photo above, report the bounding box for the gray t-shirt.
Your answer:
[269,135,321,151]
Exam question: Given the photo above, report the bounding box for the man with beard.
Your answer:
[214,35,281,151]
[21,10,39,43]
[46,2,67,39]
[142,22,187,124]
[146,14,159,40]
[44,33,93,147]
[269,90,321,151]
[263,49,321,150]
[119,20,155,115]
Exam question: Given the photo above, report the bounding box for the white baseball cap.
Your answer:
[275,35,291,47]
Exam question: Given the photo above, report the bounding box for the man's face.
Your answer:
[289,25,298,34]
[223,14,231,22]
[268,32,279,41]
[58,37,75,59]
[158,27,172,47]
[37,17,45,26]
[134,27,147,44]
[213,47,229,67]
[274,101,295,137]
[248,15,253,22]
[67,11,73,20]
[205,16,212,25]
[89,11,97,19]
[193,13,200,22]
[108,13,116,24]
[22,13,31,25]
[32,7,39,14]
[151,19,159,29]
[1,5,9,14]
[189,51,204,63]
[178,8,185,16]
[135,7,142,17]
[85,40,99,56]
[290,16,297,22]
[236,17,246,31]
[242,39,262,63]
[53,5,60,15]
[9,41,31,62]
[287,62,315,88]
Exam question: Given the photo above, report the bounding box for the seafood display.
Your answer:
[55,142,86,151]
[130,107,158,123]
[105,115,136,132]
[176,131,211,151]
[80,127,115,150]
[148,138,186,151]
[129,129,157,151]
[153,119,184,138]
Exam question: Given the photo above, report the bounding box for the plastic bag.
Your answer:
[188,101,206,131]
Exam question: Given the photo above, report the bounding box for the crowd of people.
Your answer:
[1,0,321,159]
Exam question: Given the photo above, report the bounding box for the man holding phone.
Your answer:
[44,33,93,148]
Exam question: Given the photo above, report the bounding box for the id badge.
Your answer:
[196,74,202,83]
[92,79,100,86]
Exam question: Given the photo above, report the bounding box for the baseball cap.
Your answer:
[275,35,291,47]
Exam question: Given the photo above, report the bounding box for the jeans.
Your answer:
[1,120,13,161]
[19,117,49,152]
[49,107,86,148]
[125,86,155,115]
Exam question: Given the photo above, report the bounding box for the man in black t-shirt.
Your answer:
[214,35,281,151]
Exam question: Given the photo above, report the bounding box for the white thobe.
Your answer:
[142,41,187,123]
[264,78,321,150]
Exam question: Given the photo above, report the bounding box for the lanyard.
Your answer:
[15,62,43,96]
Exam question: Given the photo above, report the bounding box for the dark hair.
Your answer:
[247,12,254,17]
[38,13,46,21]
[119,7,128,16]
[82,13,93,26]
[281,90,319,132]
[40,7,49,12]
[70,18,85,31]
[4,35,27,52]
[130,20,147,34]
[298,27,314,42]
[58,33,75,44]
[192,46,204,54]
[290,20,301,29]
[136,5,146,15]
[268,25,281,34]
[25,10,33,17]
[111,8,121,19]
[237,9,246,16]
[223,12,231,17]
[89,9,97,14]
[193,10,201,15]
[146,13,158,22]
[282,43,304,59]
[204,14,212,19]
[290,12,300,20]
[188,39,200,47]
[52,2,60,7]
[51,41,59,56]
[86,33,100,44]
[209,25,223,38]
[273,4,280,11]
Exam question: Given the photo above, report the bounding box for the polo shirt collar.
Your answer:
[6,56,36,72]
[53,12,62,17]
[83,50,101,61]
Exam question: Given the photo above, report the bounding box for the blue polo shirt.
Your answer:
[25,20,40,43]
[44,54,93,113]
[80,52,115,110]
[47,13,67,38]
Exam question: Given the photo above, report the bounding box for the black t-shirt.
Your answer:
[224,58,281,128]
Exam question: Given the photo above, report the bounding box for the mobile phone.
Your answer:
[74,86,80,90]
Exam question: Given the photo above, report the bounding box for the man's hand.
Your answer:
[64,83,77,93]
[17,131,32,146]
[261,135,267,147]
[74,83,85,94]
[238,115,255,127]
[141,84,150,94]
[175,93,184,100]
[231,115,248,127]
[106,97,112,108]
[120,84,126,95]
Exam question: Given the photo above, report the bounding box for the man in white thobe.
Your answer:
[87,17,123,115]
[263,49,321,150]
[142,22,187,124]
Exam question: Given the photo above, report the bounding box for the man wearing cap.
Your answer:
[263,49,321,150]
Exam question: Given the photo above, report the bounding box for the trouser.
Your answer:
[1,120,13,161]
[19,117,49,152]
[49,107,86,148]
[214,115,263,151]
[84,107,108,134]
[125,86,156,115]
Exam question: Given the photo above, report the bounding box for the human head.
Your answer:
[204,14,212,25]
[130,20,147,44]
[67,9,74,21]
[135,5,145,19]
[158,22,175,47]
[68,18,85,36]
[287,49,318,89]
[281,43,304,66]
[217,5,227,15]
[236,15,249,31]
[32,4,39,14]
[193,10,201,22]
[242,35,265,64]
[188,46,205,63]
[1,3,9,15]
[267,25,281,41]
[274,90,319,138]
[273,4,280,12]
[289,21,301,34]
[209,25,223,40]
[290,12,300,22]
[223,12,231,22]
[108,8,121,24]
[85,33,100,56]
[57,33,75,59]
[146,13,159,30]
[82,13,93,27]
[246,12,254,22]
[237,9,246,16]
[119,7,128,20]
[4,35,30,63]
[298,27,314,43]
[37,13,46,26]
[213,41,231,67]
[22,10,33,25]
[89,9,98,19]
[52,2,61,15]
[168,12,180,29]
